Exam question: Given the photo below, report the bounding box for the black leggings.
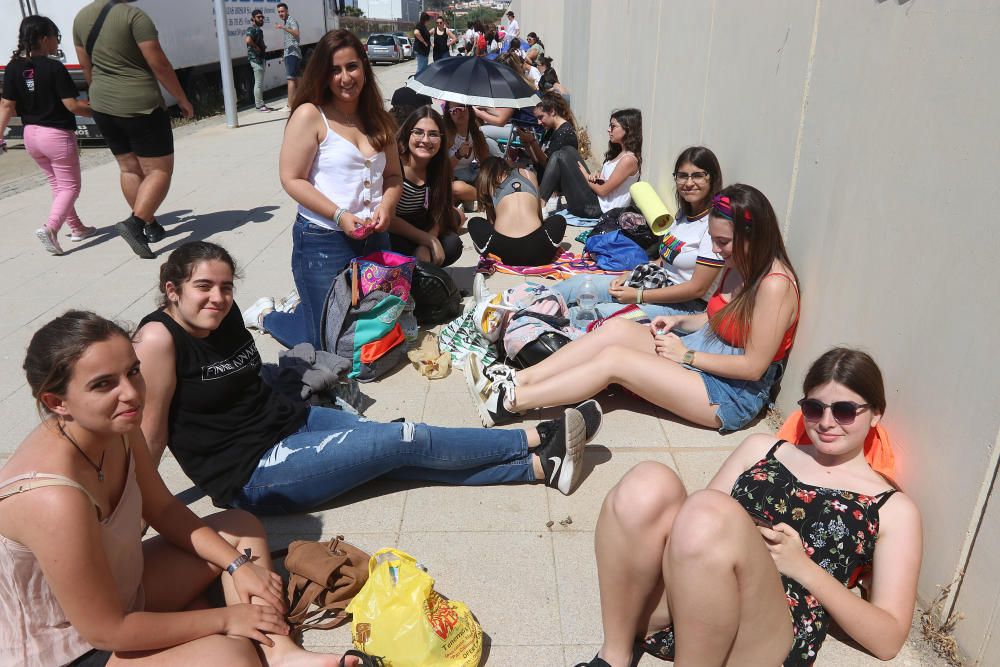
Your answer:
[389,231,464,267]
[538,146,602,218]
[468,215,566,266]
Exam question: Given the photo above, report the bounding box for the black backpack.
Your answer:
[410,261,462,325]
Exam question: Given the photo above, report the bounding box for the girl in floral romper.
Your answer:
[575,348,923,667]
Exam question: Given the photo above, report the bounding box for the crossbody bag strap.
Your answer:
[86,0,119,57]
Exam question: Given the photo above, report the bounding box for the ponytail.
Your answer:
[12,15,58,62]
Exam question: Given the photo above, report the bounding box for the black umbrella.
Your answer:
[406,57,539,108]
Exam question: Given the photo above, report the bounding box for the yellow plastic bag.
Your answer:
[346,548,482,667]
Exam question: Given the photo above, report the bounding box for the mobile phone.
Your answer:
[746,508,773,529]
[593,178,606,185]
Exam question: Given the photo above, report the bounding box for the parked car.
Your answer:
[397,36,413,59]
[366,33,403,65]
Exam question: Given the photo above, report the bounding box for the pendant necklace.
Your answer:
[58,422,106,482]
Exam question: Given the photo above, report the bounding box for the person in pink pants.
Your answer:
[0,15,96,255]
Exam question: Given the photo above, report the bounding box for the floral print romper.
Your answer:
[639,440,896,666]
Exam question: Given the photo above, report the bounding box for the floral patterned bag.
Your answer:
[351,251,416,306]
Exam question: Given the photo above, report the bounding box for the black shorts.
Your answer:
[92,107,174,158]
[68,649,113,666]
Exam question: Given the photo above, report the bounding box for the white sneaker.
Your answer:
[68,226,98,242]
[473,273,494,304]
[35,227,64,255]
[464,352,517,400]
[256,106,273,113]
[242,297,275,330]
[275,288,300,313]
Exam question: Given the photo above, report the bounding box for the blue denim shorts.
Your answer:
[682,326,784,432]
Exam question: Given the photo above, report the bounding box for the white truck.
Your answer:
[2,0,340,139]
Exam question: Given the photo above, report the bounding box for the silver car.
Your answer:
[366,34,403,65]
[397,36,414,59]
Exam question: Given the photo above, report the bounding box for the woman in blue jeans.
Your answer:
[242,29,402,349]
[136,243,603,514]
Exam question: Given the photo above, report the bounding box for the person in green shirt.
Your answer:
[73,0,193,260]
[246,10,274,113]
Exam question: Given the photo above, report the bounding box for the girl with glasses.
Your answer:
[576,348,922,667]
[538,108,642,221]
[552,146,725,321]
[0,15,97,255]
[467,183,799,433]
[388,106,463,266]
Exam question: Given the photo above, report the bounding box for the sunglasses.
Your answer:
[798,398,871,426]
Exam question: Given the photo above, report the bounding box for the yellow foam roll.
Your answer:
[630,181,676,235]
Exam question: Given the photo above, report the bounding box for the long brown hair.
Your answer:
[397,107,458,233]
[474,157,510,222]
[497,51,533,87]
[673,146,723,217]
[604,108,642,174]
[443,101,489,163]
[708,183,798,346]
[293,29,396,151]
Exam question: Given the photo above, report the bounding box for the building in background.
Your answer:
[355,0,421,21]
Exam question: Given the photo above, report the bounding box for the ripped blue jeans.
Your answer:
[231,406,534,514]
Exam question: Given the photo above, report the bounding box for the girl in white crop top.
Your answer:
[581,108,642,213]
[0,312,359,666]
[243,29,403,350]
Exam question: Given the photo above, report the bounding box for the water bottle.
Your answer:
[575,276,599,326]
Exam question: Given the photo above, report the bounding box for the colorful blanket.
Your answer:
[477,251,619,280]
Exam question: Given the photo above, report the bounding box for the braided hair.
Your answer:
[12,15,58,62]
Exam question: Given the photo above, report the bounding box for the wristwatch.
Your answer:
[682,349,696,366]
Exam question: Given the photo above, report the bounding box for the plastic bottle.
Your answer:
[575,276,599,326]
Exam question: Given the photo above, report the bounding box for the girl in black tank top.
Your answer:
[432,21,451,60]
[134,242,605,513]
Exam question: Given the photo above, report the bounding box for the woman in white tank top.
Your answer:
[244,30,403,350]
[0,312,358,666]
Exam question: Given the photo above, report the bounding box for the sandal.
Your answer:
[340,649,386,667]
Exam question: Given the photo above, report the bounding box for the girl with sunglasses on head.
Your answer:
[0,15,97,255]
[443,100,497,205]
[467,183,799,431]
[134,242,604,516]
[242,29,402,349]
[576,348,922,667]
[538,108,642,221]
[0,311,360,667]
[552,146,725,321]
[388,106,463,266]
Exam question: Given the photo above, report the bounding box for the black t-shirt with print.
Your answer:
[1,56,78,131]
[541,121,578,157]
[138,307,308,505]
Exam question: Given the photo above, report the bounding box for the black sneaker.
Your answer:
[574,399,604,441]
[115,215,155,259]
[574,656,612,667]
[144,219,166,243]
[537,405,588,495]
[470,378,519,428]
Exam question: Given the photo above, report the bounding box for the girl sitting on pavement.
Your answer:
[466,183,799,431]
[0,15,97,255]
[539,108,642,221]
[443,101,496,204]
[576,348,922,667]
[554,146,725,319]
[517,92,586,184]
[388,106,464,266]
[467,157,568,267]
[243,29,402,349]
[135,242,603,514]
[0,310,357,667]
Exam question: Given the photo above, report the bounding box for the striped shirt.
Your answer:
[396,178,430,229]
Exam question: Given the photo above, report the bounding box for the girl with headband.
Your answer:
[466,183,800,432]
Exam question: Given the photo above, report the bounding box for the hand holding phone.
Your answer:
[746,507,774,529]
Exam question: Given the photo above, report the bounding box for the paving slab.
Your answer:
[0,57,939,665]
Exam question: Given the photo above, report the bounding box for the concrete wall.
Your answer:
[513,0,1000,661]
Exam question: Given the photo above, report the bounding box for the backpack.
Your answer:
[411,260,463,325]
[321,253,414,383]
[284,536,371,632]
[500,283,579,368]
[584,229,648,271]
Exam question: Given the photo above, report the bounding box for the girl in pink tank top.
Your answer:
[0,312,360,666]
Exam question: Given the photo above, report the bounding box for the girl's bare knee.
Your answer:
[605,462,685,530]
[213,508,266,540]
[668,490,745,561]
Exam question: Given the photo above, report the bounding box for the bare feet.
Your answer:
[261,636,359,667]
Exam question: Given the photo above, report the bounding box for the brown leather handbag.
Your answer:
[284,536,371,631]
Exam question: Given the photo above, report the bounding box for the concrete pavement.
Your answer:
[0,58,937,665]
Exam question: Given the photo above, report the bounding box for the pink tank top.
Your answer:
[0,436,145,666]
